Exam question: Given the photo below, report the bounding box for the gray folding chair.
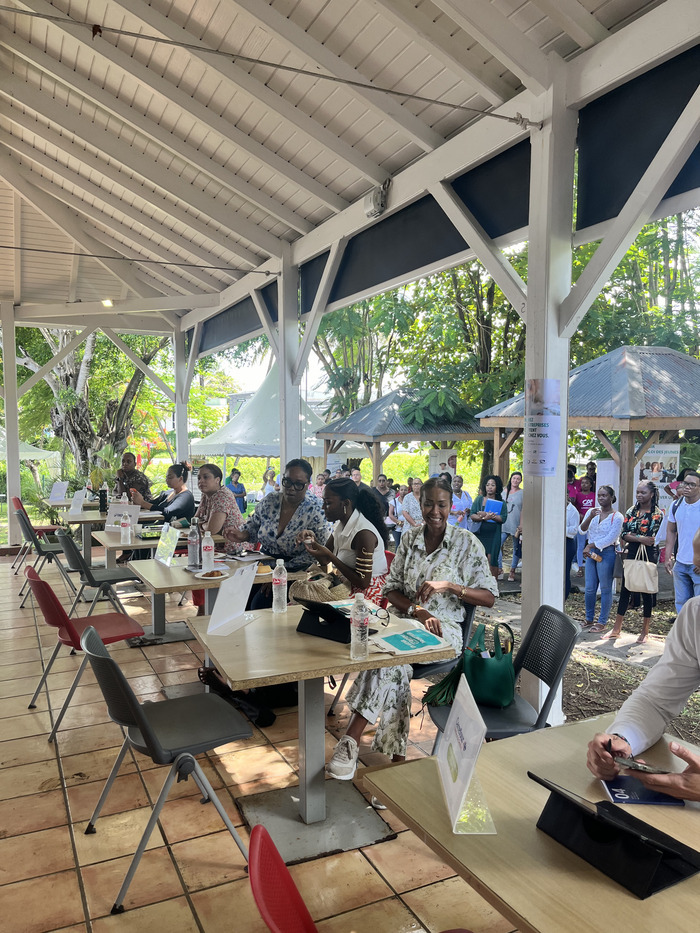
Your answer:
[428,605,581,749]
[15,509,76,606]
[80,626,252,914]
[56,529,140,617]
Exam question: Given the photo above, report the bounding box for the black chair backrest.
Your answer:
[514,604,579,727]
[81,626,167,762]
[57,529,92,580]
[15,508,42,551]
[460,603,476,652]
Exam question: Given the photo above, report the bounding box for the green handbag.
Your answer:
[462,622,515,708]
[423,622,515,709]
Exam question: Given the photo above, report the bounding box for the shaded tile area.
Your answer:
[0,556,516,933]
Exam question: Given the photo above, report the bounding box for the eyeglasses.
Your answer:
[281,477,307,491]
[367,605,390,626]
[680,480,699,488]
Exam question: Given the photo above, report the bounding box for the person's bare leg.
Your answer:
[636,617,651,644]
[603,614,624,639]
[345,712,370,744]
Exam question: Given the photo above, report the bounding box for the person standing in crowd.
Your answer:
[390,484,408,549]
[501,471,523,582]
[257,467,277,500]
[665,470,700,612]
[603,480,664,643]
[401,477,424,529]
[225,468,247,515]
[567,464,580,502]
[580,485,623,632]
[582,460,597,490]
[311,473,326,497]
[113,451,150,500]
[565,488,580,601]
[574,476,596,577]
[448,475,472,530]
[470,475,507,576]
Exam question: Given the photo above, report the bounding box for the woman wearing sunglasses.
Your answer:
[227,458,330,609]
[301,477,389,603]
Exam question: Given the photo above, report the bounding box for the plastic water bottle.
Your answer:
[120,512,132,546]
[201,531,215,573]
[272,559,288,613]
[187,519,201,569]
[350,593,369,661]
[121,492,128,504]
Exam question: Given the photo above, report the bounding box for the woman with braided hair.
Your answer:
[604,480,664,643]
[301,477,389,602]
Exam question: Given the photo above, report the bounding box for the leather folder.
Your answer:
[528,771,700,898]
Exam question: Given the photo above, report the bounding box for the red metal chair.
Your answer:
[249,825,474,933]
[11,496,60,574]
[23,566,145,743]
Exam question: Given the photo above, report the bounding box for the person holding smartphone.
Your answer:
[587,540,700,800]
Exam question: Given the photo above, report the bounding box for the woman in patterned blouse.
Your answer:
[325,477,498,782]
[604,481,664,643]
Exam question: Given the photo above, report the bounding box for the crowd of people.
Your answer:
[112,449,700,798]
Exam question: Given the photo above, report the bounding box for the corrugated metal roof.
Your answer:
[318,388,490,440]
[477,345,700,421]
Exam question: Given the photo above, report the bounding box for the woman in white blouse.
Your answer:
[579,485,624,632]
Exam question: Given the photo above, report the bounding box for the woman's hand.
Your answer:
[302,535,332,563]
[582,546,591,559]
[415,608,442,637]
[226,528,249,544]
[130,489,147,508]
[417,580,454,603]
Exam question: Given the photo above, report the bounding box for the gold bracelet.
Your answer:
[459,585,466,600]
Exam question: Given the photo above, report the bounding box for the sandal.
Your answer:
[588,624,608,634]
[508,573,516,582]
[198,666,229,696]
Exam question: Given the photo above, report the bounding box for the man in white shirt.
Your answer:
[665,470,700,612]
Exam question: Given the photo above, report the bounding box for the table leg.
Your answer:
[82,522,93,566]
[204,587,218,615]
[105,549,116,569]
[298,678,326,824]
[151,593,166,637]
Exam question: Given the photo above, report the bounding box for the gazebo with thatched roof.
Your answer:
[477,345,700,510]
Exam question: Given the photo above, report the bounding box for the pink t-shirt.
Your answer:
[575,490,595,520]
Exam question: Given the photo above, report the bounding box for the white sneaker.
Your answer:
[326,735,359,781]
[370,795,387,810]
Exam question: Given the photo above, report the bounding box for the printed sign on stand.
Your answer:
[523,378,561,477]
[207,563,259,636]
[155,523,179,567]
[436,674,495,835]
[67,488,86,517]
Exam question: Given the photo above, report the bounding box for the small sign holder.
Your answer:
[48,480,69,503]
[207,563,258,636]
[67,488,86,517]
[154,523,179,567]
[436,674,495,835]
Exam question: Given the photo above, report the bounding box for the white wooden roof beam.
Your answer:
[559,82,700,338]
[429,180,527,318]
[368,0,513,105]
[0,69,280,262]
[102,328,175,401]
[17,326,97,397]
[0,101,256,274]
[4,10,314,234]
[292,238,347,385]
[250,289,280,360]
[20,162,224,293]
[14,310,172,333]
[109,0,390,186]
[19,296,212,317]
[12,191,21,303]
[0,153,162,299]
[566,0,700,106]
[529,0,609,50]
[231,0,444,152]
[431,0,552,93]
[184,323,203,404]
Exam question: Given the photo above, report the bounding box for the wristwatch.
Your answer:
[407,604,416,617]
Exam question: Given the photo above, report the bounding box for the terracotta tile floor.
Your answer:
[0,554,517,933]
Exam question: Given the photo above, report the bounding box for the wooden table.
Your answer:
[187,607,456,824]
[93,528,221,568]
[364,716,700,933]
[64,510,157,565]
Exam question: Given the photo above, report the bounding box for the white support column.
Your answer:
[173,328,189,463]
[278,246,302,465]
[520,60,578,720]
[1,302,21,545]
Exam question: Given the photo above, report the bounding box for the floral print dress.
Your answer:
[346,523,498,758]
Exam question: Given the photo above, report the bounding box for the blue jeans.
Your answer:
[672,562,700,613]
[576,532,587,567]
[584,546,616,626]
[565,536,576,601]
[499,532,521,571]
